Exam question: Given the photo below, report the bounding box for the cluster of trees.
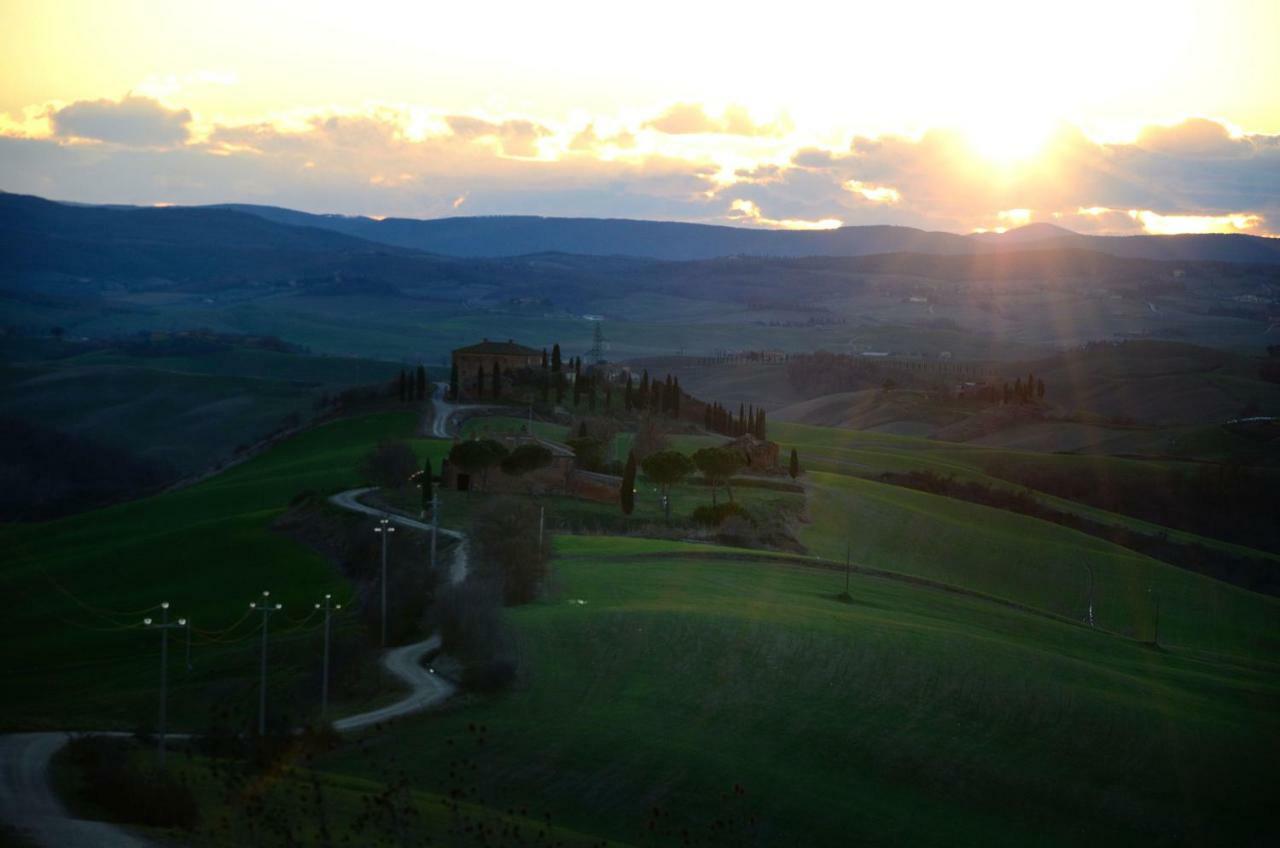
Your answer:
[621,370,683,417]
[446,438,554,491]
[705,401,766,439]
[1003,372,1046,404]
[396,365,428,401]
[961,373,1047,405]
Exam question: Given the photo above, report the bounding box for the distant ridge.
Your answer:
[210,204,1280,264]
[3,191,1278,264]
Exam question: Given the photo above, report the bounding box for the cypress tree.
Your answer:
[541,348,548,369]
[449,360,459,400]
[573,371,582,406]
[639,371,650,408]
[541,371,550,403]
[555,371,565,404]
[620,451,637,515]
[552,343,562,372]
[416,364,427,400]
[588,378,597,411]
[624,374,633,411]
[789,447,800,479]
[477,364,487,398]
[492,361,502,399]
[671,377,681,417]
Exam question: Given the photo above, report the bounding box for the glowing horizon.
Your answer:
[2,0,1277,235]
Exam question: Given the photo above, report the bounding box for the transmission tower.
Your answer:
[588,320,606,365]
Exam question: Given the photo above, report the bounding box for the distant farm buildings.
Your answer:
[452,339,542,401]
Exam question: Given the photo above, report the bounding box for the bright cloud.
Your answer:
[1,94,1277,235]
[728,199,841,230]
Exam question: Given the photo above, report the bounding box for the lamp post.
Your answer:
[250,591,282,736]
[144,602,187,767]
[374,518,396,646]
[315,593,341,717]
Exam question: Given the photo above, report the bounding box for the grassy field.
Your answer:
[0,411,451,730]
[4,405,1277,845]
[0,341,404,475]
[315,535,1279,847]
[773,420,1280,558]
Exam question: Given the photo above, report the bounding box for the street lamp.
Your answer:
[250,591,282,736]
[315,593,341,717]
[373,518,396,646]
[144,602,187,767]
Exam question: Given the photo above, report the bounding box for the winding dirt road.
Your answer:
[0,486,469,846]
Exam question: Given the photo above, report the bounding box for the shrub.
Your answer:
[61,736,199,830]
[691,501,751,527]
[471,498,552,604]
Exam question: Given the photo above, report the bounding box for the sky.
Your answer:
[1,0,1278,235]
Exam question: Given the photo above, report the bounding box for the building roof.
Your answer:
[453,338,542,357]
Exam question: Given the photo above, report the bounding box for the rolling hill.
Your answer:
[217,201,1280,263]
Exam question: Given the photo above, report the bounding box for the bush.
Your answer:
[430,581,517,693]
[691,502,751,527]
[61,736,199,830]
[471,497,552,605]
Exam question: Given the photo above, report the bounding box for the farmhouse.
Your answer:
[452,338,542,400]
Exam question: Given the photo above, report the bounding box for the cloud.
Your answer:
[5,93,1279,235]
[735,120,1280,234]
[645,102,787,137]
[51,95,191,146]
[568,123,636,152]
[727,198,841,230]
[445,115,550,157]
[0,109,725,223]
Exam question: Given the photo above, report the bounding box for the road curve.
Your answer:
[0,489,468,847]
[327,487,469,584]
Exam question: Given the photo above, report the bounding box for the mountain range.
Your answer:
[211,202,1280,264]
[2,191,1275,267]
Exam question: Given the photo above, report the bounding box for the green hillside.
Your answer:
[316,535,1279,847]
[0,411,447,729]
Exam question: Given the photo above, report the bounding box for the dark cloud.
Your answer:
[51,95,191,146]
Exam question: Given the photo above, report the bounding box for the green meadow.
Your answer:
[317,535,1279,847]
[3,409,1276,846]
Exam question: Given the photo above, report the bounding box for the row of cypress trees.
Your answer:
[397,365,428,401]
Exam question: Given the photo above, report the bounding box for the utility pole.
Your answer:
[144,602,187,767]
[250,591,282,736]
[315,593,341,718]
[374,517,396,646]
